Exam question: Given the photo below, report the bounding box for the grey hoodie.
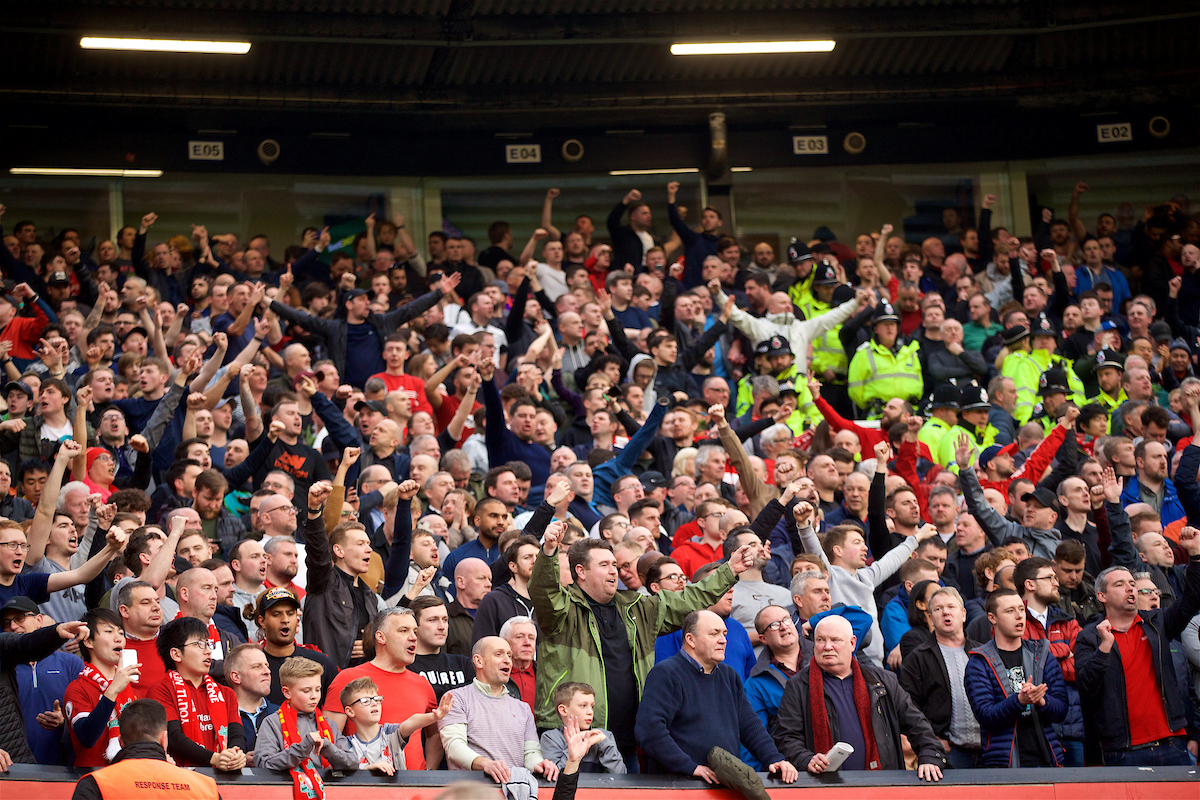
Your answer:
[626,353,659,414]
[960,465,1062,559]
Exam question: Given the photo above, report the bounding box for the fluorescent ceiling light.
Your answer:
[80,37,251,54]
[10,167,163,178]
[609,167,699,176]
[671,40,835,56]
[731,166,753,172]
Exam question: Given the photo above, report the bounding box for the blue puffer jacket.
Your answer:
[881,586,913,655]
[964,638,1069,767]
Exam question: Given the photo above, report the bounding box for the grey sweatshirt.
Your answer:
[539,726,627,773]
[799,522,916,666]
[253,708,359,773]
[960,465,1061,559]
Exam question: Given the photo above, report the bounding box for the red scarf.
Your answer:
[168,670,230,754]
[279,701,336,800]
[80,663,139,761]
[808,657,881,770]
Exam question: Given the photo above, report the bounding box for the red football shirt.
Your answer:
[148,676,239,766]
[1112,620,1184,745]
[370,372,435,417]
[326,663,437,769]
[63,674,117,767]
[124,635,167,698]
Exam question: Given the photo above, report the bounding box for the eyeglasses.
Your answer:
[183,640,214,652]
[349,695,384,707]
[263,505,297,516]
[762,618,794,633]
[0,541,31,553]
[1137,588,1162,597]
[1034,575,1059,584]
[658,573,686,584]
[704,512,724,519]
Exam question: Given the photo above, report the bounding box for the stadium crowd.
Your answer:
[0,179,1199,799]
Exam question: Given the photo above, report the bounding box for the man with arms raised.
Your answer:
[530,518,758,772]
[302,481,384,669]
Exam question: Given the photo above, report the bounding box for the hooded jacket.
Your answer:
[626,353,658,413]
[965,638,1069,767]
[960,465,1062,560]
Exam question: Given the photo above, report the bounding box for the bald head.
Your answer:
[768,293,792,315]
[454,557,493,608]
[812,614,855,677]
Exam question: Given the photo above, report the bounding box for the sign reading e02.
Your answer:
[187,141,225,161]
[505,144,542,164]
[1096,123,1133,144]
[792,135,829,155]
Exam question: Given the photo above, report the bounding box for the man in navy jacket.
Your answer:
[635,609,798,785]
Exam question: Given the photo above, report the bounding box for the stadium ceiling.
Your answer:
[2,0,1199,131]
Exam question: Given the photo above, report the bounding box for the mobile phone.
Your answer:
[824,742,854,772]
[121,649,138,670]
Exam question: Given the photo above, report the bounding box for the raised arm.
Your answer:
[29,441,81,565]
[518,229,549,267]
[445,372,480,443]
[597,288,641,362]
[1067,182,1089,243]
[71,386,93,481]
[383,480,420,599]
[425,353,469,411]
[226,283,264,337]
[541,188,562,241]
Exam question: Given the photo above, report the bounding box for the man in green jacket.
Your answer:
[529,518,757,772]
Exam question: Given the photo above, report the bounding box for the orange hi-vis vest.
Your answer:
[87,757,219,800]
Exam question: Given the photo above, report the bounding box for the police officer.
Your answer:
[848,302,923,419]
[936,384,998,471]
[735,340,772,418]
[812,283,859,419]
[999,324,1041,425]
[1031,368,1071,435]
[919,383,961,459]
[785,240,817,308]
[1085,348,1127,423]
[1028,314,1087,406]
[72,700,220,800]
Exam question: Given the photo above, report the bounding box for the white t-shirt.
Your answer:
[535,263,569,302]
[41,420,73,442]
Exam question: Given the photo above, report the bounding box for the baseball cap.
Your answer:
[48,272,70,286]
[0,596,39,617]
[1021,486,1058,511]
[354,399,388,415]
[5,381,33,399]
[978,442,1017,471]
[254,586,301,617]
[1150,321,1173,343]
[639,471,669,490]
[343,288,369,301]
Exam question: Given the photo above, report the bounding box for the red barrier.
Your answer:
[6,777,1199,800]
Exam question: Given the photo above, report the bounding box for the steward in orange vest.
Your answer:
[72,699,221,800]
